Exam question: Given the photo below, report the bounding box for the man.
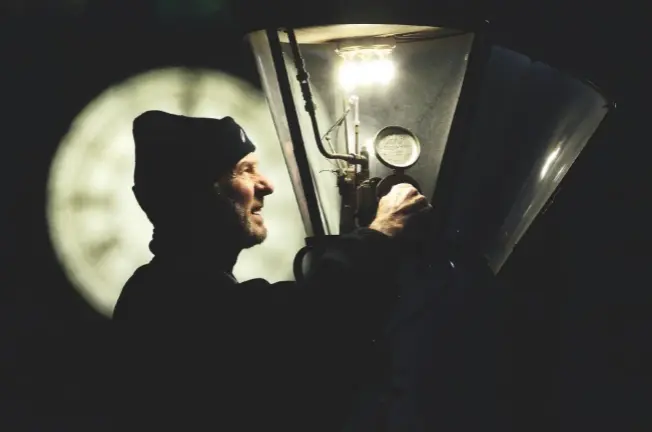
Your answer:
[112,110,431,431]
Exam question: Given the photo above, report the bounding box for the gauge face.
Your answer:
[47,68,305,316]
[373,126,421,169]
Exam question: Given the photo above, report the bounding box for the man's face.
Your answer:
[218,153,274,249]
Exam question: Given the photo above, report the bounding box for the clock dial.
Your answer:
[47,68,306,316]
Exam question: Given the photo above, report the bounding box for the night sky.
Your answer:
[1,1,647,431]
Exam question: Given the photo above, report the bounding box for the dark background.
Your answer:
[1,1,648,431]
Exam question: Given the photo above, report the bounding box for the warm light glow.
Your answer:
[337,48,395,91]
[338,59,395,91]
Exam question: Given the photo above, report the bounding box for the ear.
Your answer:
[214,171,235,196]
[216,168,235,186]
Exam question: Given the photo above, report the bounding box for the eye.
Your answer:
[242,164,258,175]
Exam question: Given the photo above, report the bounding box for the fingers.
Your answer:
[393,193,429,216]
[380,183,431,217]
[413,194,428,206]
[392,183,419,197]
[408,195,430,214]
[371,183,433,238]
[417,202,434,214]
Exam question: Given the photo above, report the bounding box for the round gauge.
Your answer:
[47,68,305,316]
[372,126,421,169]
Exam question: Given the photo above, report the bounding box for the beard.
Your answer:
[232,201,268,249]
[214,181,267,250]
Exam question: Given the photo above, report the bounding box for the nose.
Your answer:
[258,174,274,196]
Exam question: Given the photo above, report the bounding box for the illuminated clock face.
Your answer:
[47,68,305,317]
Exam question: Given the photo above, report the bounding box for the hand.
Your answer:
[368,183,432,238]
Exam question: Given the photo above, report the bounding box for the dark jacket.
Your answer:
[112,227,400,431]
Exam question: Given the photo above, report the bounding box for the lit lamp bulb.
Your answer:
[337,46,396,91]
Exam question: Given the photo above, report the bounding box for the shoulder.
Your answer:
[230,278,296,300]
[112,263,153,320]
[112,260,222,321]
